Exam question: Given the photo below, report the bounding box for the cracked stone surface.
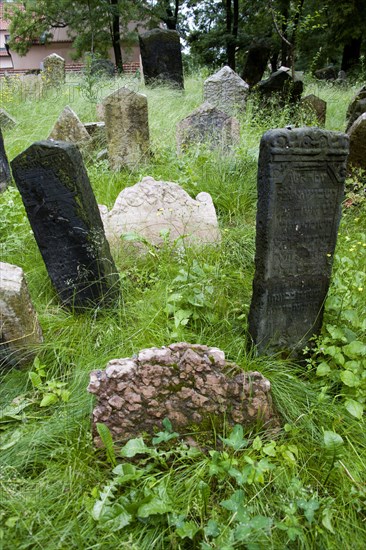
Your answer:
[88,343,279,445]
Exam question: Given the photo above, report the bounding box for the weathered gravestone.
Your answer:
[139,29,184,89]
[346,86,366,131]
[314,66,338,80]
[301,94,327,125]
[257,69,303,104]
[347,113,366,170]
[242,41,270,87]
[42,53,65,87]
[0,127,11,192]
[103,87,150,170]
[90,58,115,78]
[88,343,279,445]
[248,128,349,355]
[84,122,107,148]
[18,74,43,101]
[0,262,43,368]
[11,141,119,308]
[176,102,240,154]
[203,66,249,114]
[0,108,17,129]
[48,106,92,150]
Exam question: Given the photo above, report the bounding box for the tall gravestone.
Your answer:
[248,128,349,355]
[0,127,11,192]
[203,66,249,114]
[103,87,150,170]
[42,53,65,87]
[139,29,184,89]
[11,141,119,309]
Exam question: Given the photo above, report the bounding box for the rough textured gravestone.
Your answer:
[347,113,366,170]
[11,141,119,308]
[139,29,184,89]
[177,102,240,154]
[242,42,270,87]
[257,69,303,104]
[90,58,115,78]
[99,176,221,247]
[203,66,249,114]
[103,87,150,170]
[314,66,338,80]
[88,343,279,445]
[0,262,43,368]
[84,122,107,147]
[18,74,43,101]
[248,128,349,355]
[42,53,65,87]
[96,103,105,121]
[48,106,92,149]
[0,127,11,193]
[346,86,366,131]
[301,94,327,125]
[0,108,17,129]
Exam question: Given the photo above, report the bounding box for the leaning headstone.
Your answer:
[88,343,279,445]
[11,141,119,308]
[242,41,270,87]
[301,94,327,125]
[257,69,303,104]
[139,29,184,89]
[203,66,249,114]
[176,102,240,154]
[347,113,366,170]
[103,87,150,170]
[248,127,349,355]
[0,108,17,129]
[99,176,221,247]
[0,262,43,368]
[42,53,65,87]
[48,106,92,149]
[90,58,115,78]
[0,127,11,193]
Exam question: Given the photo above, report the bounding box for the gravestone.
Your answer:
[0,108,17,129]
[48,106,92,149]
[139,29,184,89]
[42,53,65,87]
[301,94,327,125]
[96,103,105,121]
[99,176,221,247]
[346,86,366,131]
[203,66,249,114]
[257,69,303,104]
[103,87,150,170]
[248,127,349,355]
[176,102,240,154]
[347,113,366,170]
[90,58,115,78]
[0,127,11,192]
[242,41,270,87]
[18,74,43,101]
[314,66,338,80]
[11,140,119,309]
[0,262,43,368]
[84,122,107,147]
[88,343,279,445]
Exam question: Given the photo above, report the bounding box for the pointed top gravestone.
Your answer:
[139,29,184,89]
[42,53,65,87]
[0,128,11,193]
[203,66,249,114]
[48,106,92,149]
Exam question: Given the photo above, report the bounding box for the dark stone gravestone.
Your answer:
[256,69,303,104]
[139,29,184,89]
[242,42,270,87]
[11,140,119,309]
[0,128,11,193]
[90,58,115,78]
[314,66,338,80]
[248,128,349,355]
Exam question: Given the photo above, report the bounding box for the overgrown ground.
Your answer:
[0,72,365,549]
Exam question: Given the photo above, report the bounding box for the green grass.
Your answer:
[0,72,365,549]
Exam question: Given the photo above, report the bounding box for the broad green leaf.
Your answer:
[112,463,143,483]
[322,508,335,533]
[340,370,359,387]
[176,520,200,539]
[252,436,262,450]
[220,425,248,450]
[29,371,42,389]
[137,497,173,517]
[262,441,277,457]
[345,399,364,419]
[323,431,344,456]
[120,437,149,458]
[204,519,220,538]
[316,362,331,376]
[40,393,58,407]
[343,341,366,359]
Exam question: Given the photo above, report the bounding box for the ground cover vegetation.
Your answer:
[0,72,366,549]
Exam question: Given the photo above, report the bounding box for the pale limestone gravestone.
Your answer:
[248,127,349,355]
[42,53,65,87]
[176,102,240,154]
[0,108,17,129]
[88,343,279,445]
[103,87,150,170]
[11,141,119,309]
[0,262,43,368]
[48,106,92,149]
[301,94,327,125]
[99,176,220,247]
[347,113,366,170]
[203,66,249,114]
[0,127,11,192]
[139,29,184,89]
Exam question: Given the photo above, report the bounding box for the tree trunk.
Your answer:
[341,37,362,73]
[280,1,290,66]
[110,0,123,73]
[163,0,179,30]
[225,0,235,70]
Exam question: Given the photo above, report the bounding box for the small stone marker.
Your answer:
[11,140,119,308]
[176,102,240,154]
[203,66,249,114]
[248,127,349,355]
[257,69,303,104]
[48,106,92,149]
[0,262,43,368]
[347,113,366,170]
[42,53,65,87]
[139,29,184,89]
[88,343,279,445]
[0,108,17,129]
[103,86,150,170]
[0,127,11,192]
[99,176,221,247]
[301,94,327,125]
[242,42,270,87]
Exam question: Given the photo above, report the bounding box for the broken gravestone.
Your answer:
[0,262,43,368]
[0,108,17,129]
[42,53,65,87]
[103,87,150,170]
[48,106,92,150]
[248,127,349,355]
[99,176,221,247]
[139,28,184,89]
[0,127,11,192]
[11,140,119,309]
[203,66,249,114]
[301,95,327,125]
[88,343,279,445]
[347,113,366,170]
[257,69,303,104]
[176,102,240,154]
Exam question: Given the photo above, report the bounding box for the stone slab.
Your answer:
[203,66,249,114]
[139,29,184,89]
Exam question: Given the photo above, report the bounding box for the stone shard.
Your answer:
[347,113,366,170]
[256,69,303,104]
[11,140,120,309]
[102,87,150,170]
[48,106,92,148]
[242,42,270,87]
[0,262,43,368]
[301,94,327,125]
[139,28,184,89]
[88,343,279,445]
[42,53,65,87]
[203,66,249,114]
[248,127,349,355]
[0,108,17,129]
[176,102,240,154]
[99,176,221,247]
[0,127,11,193]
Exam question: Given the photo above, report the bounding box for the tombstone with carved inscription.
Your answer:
[11,140,119,309]
[0,127,11,193]
[248,127,349,355]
